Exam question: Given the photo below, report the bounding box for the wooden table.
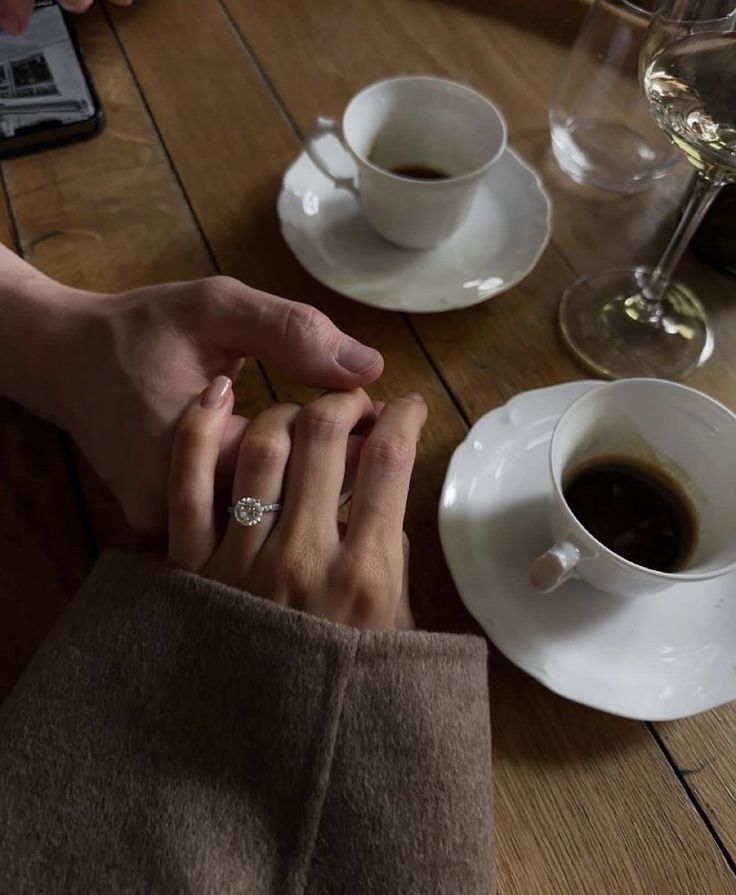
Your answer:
[1,1,735,891]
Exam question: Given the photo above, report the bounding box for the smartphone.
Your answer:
[0,0,103,159]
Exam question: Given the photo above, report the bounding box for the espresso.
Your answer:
[563,456,697,572]
[389,164,449,180]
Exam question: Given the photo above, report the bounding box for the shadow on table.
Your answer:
[480,493,654,761]
[489,650,651,767]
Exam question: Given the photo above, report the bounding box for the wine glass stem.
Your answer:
[644,174,723,306]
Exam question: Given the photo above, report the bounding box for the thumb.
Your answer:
[195,277,383,389]
[57,1,94,11]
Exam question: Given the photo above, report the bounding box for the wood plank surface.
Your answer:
[105,0,471,634]
[1,6,273,554]
[223,0,736,876]
[97,1,736,891]
[657,712,736,858]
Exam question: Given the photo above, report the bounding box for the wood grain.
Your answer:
[0,7,273,555]
[100,0,736,890]
[657,709,736,857]
[106,0,473,633]
[226,0,736,882]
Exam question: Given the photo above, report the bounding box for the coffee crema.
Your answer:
[562,456,697,573]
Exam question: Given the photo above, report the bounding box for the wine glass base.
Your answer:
[559,267,714,381]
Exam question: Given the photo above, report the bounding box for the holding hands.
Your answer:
[168,383,426,630]
[55,276,383,532]
[0,242,383,533]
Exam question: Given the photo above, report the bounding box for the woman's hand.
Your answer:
[167,381,426,630]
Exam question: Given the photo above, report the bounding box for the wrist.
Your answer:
[0,263,98,426]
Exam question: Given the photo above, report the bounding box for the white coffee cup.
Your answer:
[304,76,507,250]
[530,379,736,598]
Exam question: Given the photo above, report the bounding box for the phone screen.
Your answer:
[0,0,101,156]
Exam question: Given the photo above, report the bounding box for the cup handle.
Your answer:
[529,541,582,593]
[304,116,358,195]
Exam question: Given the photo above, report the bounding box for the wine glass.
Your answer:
[559,0,736,380]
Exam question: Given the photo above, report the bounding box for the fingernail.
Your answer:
[404,392,425,402]
[337,337,382,374]
[200,376,232,408]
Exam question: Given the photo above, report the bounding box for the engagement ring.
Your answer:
[228,497,282,527]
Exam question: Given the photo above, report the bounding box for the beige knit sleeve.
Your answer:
[0,551,494,894]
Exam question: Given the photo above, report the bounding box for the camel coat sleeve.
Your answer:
[0,551,494,894]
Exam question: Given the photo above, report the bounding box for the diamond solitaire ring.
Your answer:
[228,497,282,527]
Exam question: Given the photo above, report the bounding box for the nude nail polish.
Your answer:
[201,376,232,408]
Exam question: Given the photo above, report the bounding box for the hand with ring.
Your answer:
[167,380,427,630]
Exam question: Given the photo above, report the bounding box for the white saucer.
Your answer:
[277,139,551,313]
[439,381,736,721]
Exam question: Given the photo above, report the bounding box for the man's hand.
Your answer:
[60,278,383,531]
[0,249,383,532]
[0,0,132,36]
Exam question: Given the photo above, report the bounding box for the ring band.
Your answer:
[228,497,282,527]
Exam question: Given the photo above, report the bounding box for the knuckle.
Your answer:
[276,548,317,596]
[339,548,390,596]
[364,435,413,472]
[189,275,240,316]
[335,556,397,627]
[299,402,348,439]
[283,301,332,346]
[240,432,291,468]
[343,589,376,626]
[206,274,240,295]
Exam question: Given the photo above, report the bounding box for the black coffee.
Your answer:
[563,457,697,572]
[389,164,449,180]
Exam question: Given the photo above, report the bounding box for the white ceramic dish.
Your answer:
[278,139,551,313]
[439,380,736,721]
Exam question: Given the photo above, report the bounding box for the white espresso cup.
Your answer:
[304,76,507,250]
[530,379,736,598]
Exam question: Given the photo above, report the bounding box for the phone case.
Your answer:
[0,4,104,159]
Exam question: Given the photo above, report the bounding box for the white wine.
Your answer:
[644,33,736,181]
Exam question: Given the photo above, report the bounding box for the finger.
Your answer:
[343,432,364,497]
[395,533,415,631]
[341,400,384,496]
[216,413,249,483]
[346,393,427,549]
[57,0,94,11]
[168,376,234,572]
[196,276,384,389]
[218,402,301,566]
[279,390,377,544]
[0,0,34,34]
